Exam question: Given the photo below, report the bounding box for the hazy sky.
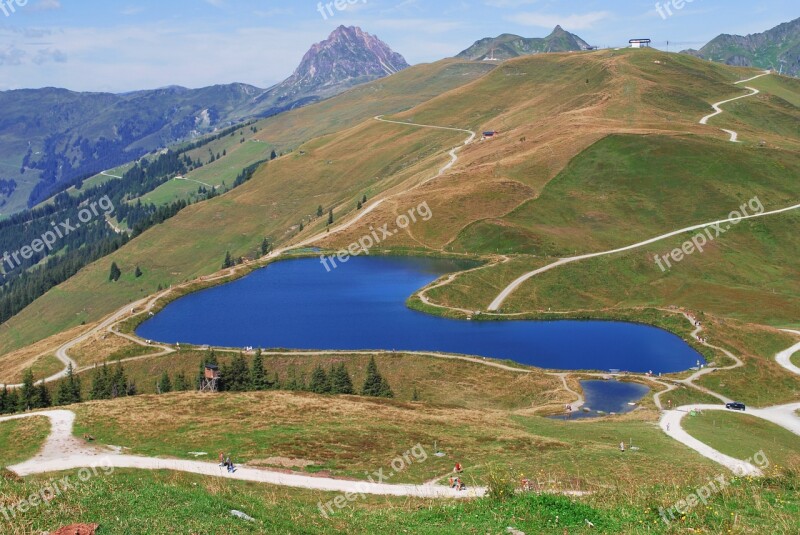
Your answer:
[0,0,796,92]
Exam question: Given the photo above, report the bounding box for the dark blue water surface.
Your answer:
[137,256,704,373]
[553,380,651,420]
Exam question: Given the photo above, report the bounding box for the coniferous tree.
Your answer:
[299,221,304,231]
[357,200,362,210]
[221,353,250,391]
[285,366,301,391]
[135,266,143,278]
[57,363,81,405]
[19,369,37,411]
[327,209,334,225]
[222,251,233,269]
[378,376,394,398]
[0,385,8,413]
[251,350,268,391]
[317,205,323,218]
[36,380,51,408]
[109,262,122,282]
[174,372,188,391]
[270,150,277,160]
[91,363,111,400]
[361,357,393,398]
[110,363,129,398]
[362,194,367,204]
[158,372,172,394]
[261,238,271,256]
[309,365,331,394]
[6,389,19,414]
[329,363,354,395]
[412,387,420,402]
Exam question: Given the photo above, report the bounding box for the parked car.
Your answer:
[725,401,746,411]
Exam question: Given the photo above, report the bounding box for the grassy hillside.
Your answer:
[0,416,49,465]
[71,390,719,485]
[684,411,800,467]
[6,467,798,534]
[0,50,796,383]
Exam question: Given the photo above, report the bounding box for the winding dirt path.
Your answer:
[487,201,800,311]
[0,410,484,498]
[659,327,800,475]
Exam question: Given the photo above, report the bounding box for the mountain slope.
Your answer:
[683,17,800,76]
[456,26,591,61]
[0,26,407,216]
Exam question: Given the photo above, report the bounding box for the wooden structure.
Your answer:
[200,364,219,392]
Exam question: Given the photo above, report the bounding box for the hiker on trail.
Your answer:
[219,452,225,466]
[226,456,236,473]
[619,441,625,452]
[448,477,455,488]
[454,462,463,473]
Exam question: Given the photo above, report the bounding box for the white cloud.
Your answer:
[508,11,611,30]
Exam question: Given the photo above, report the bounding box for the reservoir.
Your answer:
[137,256,704,373]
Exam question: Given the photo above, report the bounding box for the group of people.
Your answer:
[219,452,236,473]
[448,462,466,490]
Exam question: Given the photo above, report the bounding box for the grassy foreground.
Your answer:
[1,465,797,534]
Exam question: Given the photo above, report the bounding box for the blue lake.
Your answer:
[137,256,704,373]
[552,380,651,420]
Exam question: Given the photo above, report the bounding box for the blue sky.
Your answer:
[0,0,796,92]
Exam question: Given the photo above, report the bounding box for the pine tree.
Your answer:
[91,363,111,400]
[0,385,8,414]
[329,363,354,395]
[270,150,277,160]
[222,251,233,269]
[251,350,268,391]
[135,266,143,278]
[174,373,188,391]
[36,381,51,408]
[357,200,362,210]
[19,369,36,411]
[362,194,367,204]
[261,238,271,256]
[299,221,304,231]
[109,262,121,282]
[110,363,129,398]
[327,209,334,225]
[57,364,81,405]
[361,357,383,397]
[378,376,394,398]
[309,365,331,394]
[158,372,172,394]
[6,389,19,414]
[221,353,250,391]
[286,366,300,391]
[317,205,323,217]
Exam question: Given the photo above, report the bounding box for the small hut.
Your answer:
[200,364,219,392]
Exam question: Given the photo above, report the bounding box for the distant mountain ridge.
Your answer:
[456,26,591,61]
[0,26,408,213]
[682,17,800,76]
